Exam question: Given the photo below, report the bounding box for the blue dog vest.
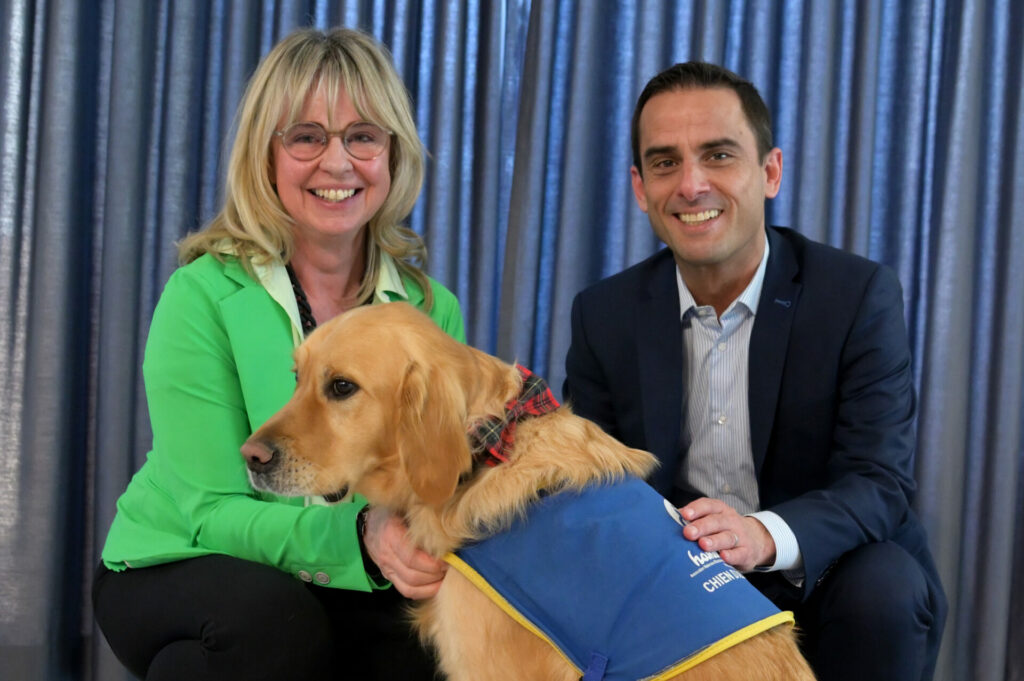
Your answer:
[445,477,793,681]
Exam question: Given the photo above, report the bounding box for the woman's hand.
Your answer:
[361,506,447,599]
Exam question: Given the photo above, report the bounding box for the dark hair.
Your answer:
[631,62,773,172]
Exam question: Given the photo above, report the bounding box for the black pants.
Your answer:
[92,555,438,681]
[748,541,947,681]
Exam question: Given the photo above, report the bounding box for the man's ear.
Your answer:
[631,166,649,213]
[763,147,783,199]
[394,361,472,507]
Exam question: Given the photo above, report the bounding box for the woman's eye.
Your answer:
[328,379,359,400]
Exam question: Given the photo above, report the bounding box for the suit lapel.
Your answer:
[749,228,801,474]
[220,261,299,432]
[636,253,685,493]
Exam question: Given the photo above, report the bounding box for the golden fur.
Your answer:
[244,302,815,681]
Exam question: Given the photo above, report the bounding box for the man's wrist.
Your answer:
[746,510,803,573]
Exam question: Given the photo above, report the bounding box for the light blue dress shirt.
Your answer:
[674,235,803,574]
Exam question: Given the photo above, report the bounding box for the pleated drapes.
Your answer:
[0,2,1020,680]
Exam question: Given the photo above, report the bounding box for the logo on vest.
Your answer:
[663,498,687,526]
[703,567,745,593]
[688,548,721,569]
[686,547,726,581]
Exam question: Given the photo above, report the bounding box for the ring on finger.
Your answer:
[730,532,739,548]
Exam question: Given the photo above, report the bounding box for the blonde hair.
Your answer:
[178,27,432,308]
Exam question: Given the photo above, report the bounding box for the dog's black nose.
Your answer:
[241,439,278,473]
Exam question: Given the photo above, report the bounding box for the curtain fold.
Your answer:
[0,2,1020,680]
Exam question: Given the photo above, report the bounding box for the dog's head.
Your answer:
[242,302,520,511]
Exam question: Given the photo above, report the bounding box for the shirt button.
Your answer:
[722,484,732,494]
[314,571,330,585]
[297,570,313,583]
[718,342,727,351]
[717,414,727,425]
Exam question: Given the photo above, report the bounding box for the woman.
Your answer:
[93,27,461,681]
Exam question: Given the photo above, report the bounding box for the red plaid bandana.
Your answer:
[468,364,560,467]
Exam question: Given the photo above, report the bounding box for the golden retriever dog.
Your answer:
[242,302,815,681]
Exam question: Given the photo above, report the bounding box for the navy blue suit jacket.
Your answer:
[564,226,940,600]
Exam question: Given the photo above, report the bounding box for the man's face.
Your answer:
[631,87,782,281]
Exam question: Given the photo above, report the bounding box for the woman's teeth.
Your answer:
[313,188,356,202]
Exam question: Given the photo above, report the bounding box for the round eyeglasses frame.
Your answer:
[274,121,394,162]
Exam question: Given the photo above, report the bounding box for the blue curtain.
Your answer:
[0,2,1020,680]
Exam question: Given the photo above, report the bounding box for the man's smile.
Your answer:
[674,209,722,224]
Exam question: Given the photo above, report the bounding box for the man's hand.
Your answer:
[362,506,447,599]
[679,497,776,572]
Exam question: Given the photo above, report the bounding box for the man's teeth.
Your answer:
[313,188,356,202]
[676,209,721,224]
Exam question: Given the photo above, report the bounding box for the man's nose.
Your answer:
[676,162,710,201]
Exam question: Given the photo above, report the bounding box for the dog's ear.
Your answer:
[395,360,473,507]
[464,348,523,420]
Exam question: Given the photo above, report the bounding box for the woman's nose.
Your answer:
[318,136,354,172]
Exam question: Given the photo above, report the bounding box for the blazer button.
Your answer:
[297,570,313,582]
[314,571,330,585]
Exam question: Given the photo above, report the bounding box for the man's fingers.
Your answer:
[680,499,742,539]
[697,529,741,553]
[676,500,776,571]
[680,497,728,522]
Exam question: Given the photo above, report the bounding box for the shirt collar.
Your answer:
[254,250,410,346]
[374,249,409,303]
[675,231,770,319]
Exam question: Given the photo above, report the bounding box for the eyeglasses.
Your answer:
[274,121,393,161]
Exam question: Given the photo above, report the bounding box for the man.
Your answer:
[564,62,947,681]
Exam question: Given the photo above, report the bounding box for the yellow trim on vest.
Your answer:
[444,553,583,674]
[644,611,796,680]
[445,552,795,681]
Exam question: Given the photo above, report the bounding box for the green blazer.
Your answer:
[101,253,465,591]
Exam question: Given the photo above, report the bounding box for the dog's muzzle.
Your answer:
[241,437,349,501]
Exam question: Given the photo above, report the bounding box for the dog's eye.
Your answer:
[328,378,359,400]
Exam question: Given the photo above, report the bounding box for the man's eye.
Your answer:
[327,378,359,400]
[647,158,678,174]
